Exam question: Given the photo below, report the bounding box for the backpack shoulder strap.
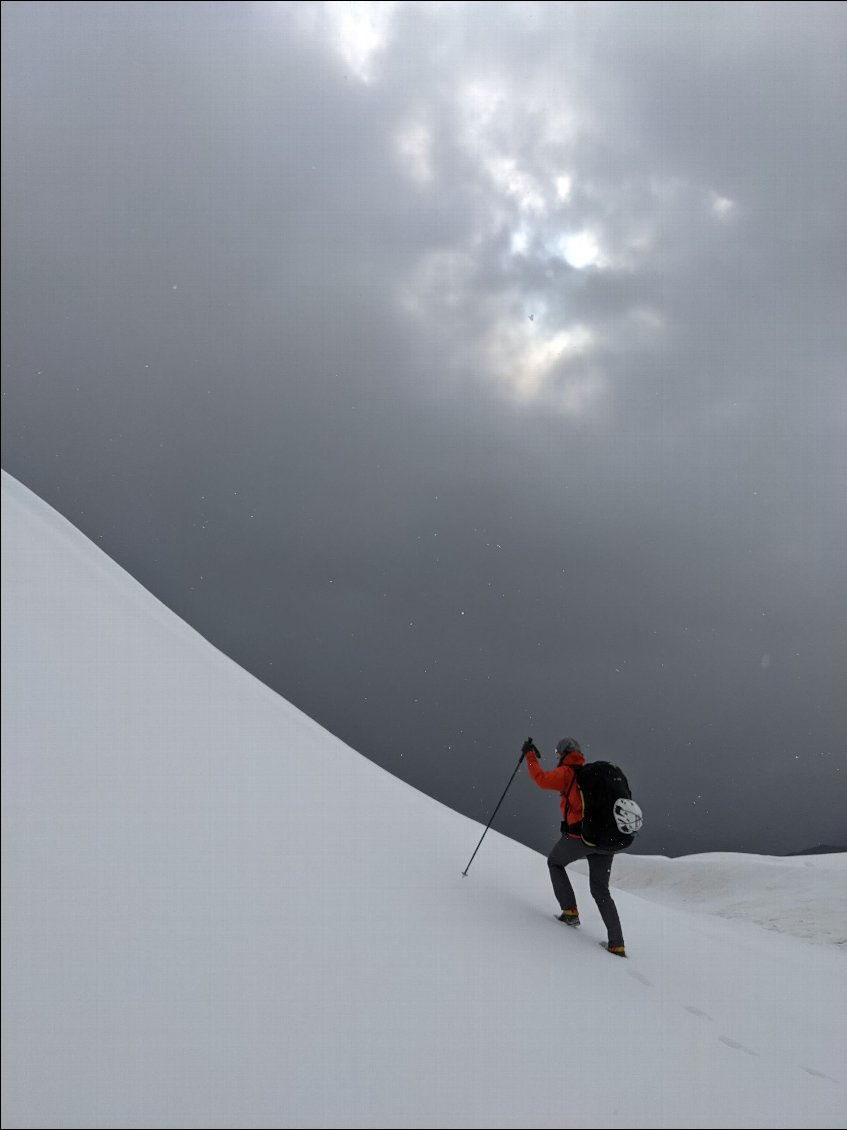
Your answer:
[560,762,582,829]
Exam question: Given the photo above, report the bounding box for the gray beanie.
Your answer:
[556,737,582,756]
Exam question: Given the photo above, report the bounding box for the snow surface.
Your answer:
[2,469,845,1130]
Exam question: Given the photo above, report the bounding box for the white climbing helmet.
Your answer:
[613,797,643,835]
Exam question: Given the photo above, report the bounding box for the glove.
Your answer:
[521,737,538,758]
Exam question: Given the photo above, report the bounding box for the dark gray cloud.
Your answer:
[3,1,845,856]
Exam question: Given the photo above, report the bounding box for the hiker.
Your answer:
[522,737,627,956]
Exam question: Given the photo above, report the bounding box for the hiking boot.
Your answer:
[556,909,580,926]
[606,944,627,957]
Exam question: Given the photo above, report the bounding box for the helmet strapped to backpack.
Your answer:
[613,797,643,835]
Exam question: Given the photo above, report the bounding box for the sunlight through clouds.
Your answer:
[558,230,604,269]
[288,1,815,425]
[400,238,608,418]
[490,322,605,414]
[323,0,397,83]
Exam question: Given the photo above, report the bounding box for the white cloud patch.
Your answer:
[555,173,573,201]
[493,322,604,413]
[510,225,531,255]
[484,155,546,214]
[710,190,736,217]
[323,0,396,83]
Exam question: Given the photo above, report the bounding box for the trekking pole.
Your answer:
[461,743,529,877]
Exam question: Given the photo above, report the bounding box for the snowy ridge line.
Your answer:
[590,850,847,947]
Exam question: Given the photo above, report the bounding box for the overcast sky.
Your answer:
[3,0,846,856]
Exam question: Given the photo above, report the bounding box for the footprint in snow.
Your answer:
[802,1066,840,1084]
[719,1035,759,1057]
[626,968,652,987]
[683,1004,713,1020]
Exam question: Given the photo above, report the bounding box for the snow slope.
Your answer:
[2,470,845,1130]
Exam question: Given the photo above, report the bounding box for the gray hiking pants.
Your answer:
[548,836,624,949]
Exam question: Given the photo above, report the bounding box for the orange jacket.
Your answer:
[524,747,585,835]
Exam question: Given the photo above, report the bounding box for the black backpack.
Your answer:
[573,761,642,851]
